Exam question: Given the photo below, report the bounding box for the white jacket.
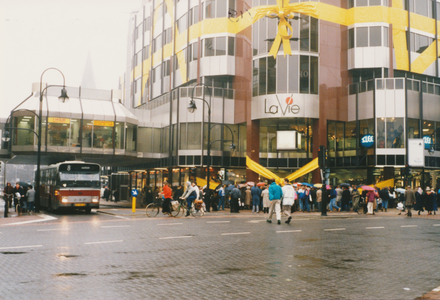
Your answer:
[282,184,296,206]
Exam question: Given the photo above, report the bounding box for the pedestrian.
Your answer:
[351,185,360,212]
[414,186,424,215]
[225,183,234,209]
[173,185,183,200]
[146,187,153,204]
[267,179,283,225]
[230,184,241,213]
[423,187,434,215]
[433,188,438,215]
[366,189,378,215]
[297,184,305,212]
[217,185,225,211]
[310,187,317,212]
[3,182,14,217]
[341,186,351,212]
[203,185,212,212]
[26,185,36,214]
[12,183,25,212]
[180,181,197,217]
[388,187,396,208]
[404,185,416,217]
[336,185,343,208]
[161,181,172,215]
[103,185,110,201]
[281,178,295,224]
[316,187,322,212]
[328,186,340,212]
[262,186,270,213]
[379,187,390,212]
[245,186,252,209]
[113,188,119,202]
[251,183,262,213]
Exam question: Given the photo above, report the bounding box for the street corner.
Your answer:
[0,213,54,226]
[418,285,440,300]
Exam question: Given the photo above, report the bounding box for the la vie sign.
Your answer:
[264,96,300,115]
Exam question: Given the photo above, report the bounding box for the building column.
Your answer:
[246,120,260,182]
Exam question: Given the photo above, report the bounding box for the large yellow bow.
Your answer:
[253,0,318,58]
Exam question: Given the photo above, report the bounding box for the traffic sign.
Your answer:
[131,189,139,197]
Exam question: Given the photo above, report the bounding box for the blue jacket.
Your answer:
[269,182,283,201]
[251,186,262,202]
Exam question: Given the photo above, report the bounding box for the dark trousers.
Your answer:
[163,198,172,213]
[231,197,239,213]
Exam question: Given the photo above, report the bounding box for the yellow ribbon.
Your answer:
[254,0,318,58]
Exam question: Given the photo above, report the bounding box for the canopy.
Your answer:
[246,156,282,184]
[286,158,319,182]
[196,177,219,190]
[369,178,394,189]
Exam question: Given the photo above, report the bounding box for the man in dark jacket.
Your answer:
[230,184,241,213]
[341,186,351,212]
[225,183,234,209]
[12,183,25,212]
[404,186,416,217]
[103,186,110,201]
[379,187,390,212]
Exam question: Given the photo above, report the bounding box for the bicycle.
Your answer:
[145,198,164,217]
[170,199,188,217]
[190,199,205,218]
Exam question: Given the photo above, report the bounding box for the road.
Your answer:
[1,205,440,300]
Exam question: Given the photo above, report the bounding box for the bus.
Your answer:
[38,161,101,213]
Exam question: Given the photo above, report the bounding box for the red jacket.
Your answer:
[163,185,172,199]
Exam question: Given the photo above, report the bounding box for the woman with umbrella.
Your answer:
[362,186,378,215]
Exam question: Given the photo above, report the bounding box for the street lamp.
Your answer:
[35,68,69,212]
[187,84,235,200]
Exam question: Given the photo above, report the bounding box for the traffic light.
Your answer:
[403,165,410,177]
[318,145,327,168]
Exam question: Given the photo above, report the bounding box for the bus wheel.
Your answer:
[85,208,92,214]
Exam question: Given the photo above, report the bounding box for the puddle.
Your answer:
[0,252,26,255]
[57,254,79,258]
[125,272,156,280]
[54,273,87,277]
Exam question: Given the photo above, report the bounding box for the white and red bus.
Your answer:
[38,161,101,213]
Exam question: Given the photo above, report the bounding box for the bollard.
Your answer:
[132,196,136,213]
[4,199,8,218]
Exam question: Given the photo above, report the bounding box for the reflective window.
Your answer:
[126,124,137,151]
[288,55,299,93]
[259,57,267,95]
[253,60,258,96]
[310,56,318,94]
[205,38,215,56]
[345,121,357,150]
[115,122,125,149]
[12,116,35,146]
[228,37,235,56]
[217,0,227,17]
[277,55,288,93]
[300,15,309,51]
[267,56,276,94]
[300,55,309,93]
[82,119,93,148]
[93,121,113,149]
[407,118,420,139]
[370,26,381,46]
[386,118,404,148]
[327,122,336,152]
[70,119,80,147]
[187,123,201,150]
[310,17,318,52]
[356,27,368,47]
[348,28,354,49]
[216,37,226,55]
[205,0,215,18]
[259,19,267,54]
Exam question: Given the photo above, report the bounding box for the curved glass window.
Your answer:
[47,117,70,147]
[126,124,137,151]
[12,116,35,146]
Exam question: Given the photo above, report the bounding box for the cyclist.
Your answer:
[180,181,197,217]
[3,182,14,217]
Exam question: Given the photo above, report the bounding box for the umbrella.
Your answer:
[301,183,313,187]
[257,182,266,187]
[246,182,255,186]
[314,183,323,188]
[395,188,406,193]
[339,183,351,187]
[16,181,31,188]
[360,185,376,191]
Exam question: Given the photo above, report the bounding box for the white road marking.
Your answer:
[366,227,385,229]
[221,232,251,236]
[157,223,183,226]
[0,245,42,250]
[324,228,346,231]
[433,224,440,226]
[37,228,69,231]
[247,220,266,223]
[114,216,129,219]
[101,225,130,228]
[159,236,193,240]
[401,225,418,228]
[207,221,230,224]
[276,230,302,233]
[85,240,123,245]
[5,214,57,226]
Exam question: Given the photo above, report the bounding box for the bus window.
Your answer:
[59,172,100,188]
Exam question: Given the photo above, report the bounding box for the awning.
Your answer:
[369,178,395,189]
[286,158,319,182]
[196,177,220,190]
[246,156,282,184]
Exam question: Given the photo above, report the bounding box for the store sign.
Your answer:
[48,117,70,124]
[423,135,432,149]
[277,131,300,150]
[408,138,425,167]
[93,120,114,127]
[360,134,374,148]
[265,96,300,116]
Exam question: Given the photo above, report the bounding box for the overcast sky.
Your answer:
[0,0,141,118]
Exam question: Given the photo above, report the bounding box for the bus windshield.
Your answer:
[59,172,100,188]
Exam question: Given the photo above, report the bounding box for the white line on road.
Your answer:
[207,221,230,224]
[247,220,266,223]
[221,232,251,236]
[401,225,418,228]
[324,228,346,231]
[5,214,57,226]
[157,223,183,226]
[85,240,123,245]
[101,225,130,228]
[276,230,302,233]
[159,236,193,240]
[114,216,129,219]
[433,224,440,226]
[0,245,43,250]
[366,227,385,229]
[37,228,69,231]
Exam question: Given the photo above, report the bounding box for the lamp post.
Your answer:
[35,68,69,212]
[187,84,236,201]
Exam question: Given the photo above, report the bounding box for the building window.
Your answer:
[300,55,309,94]
[348,28,354,49]
[259,57,267,95]
[356,27,368,47]
[369,26,381,47]
[228,37,235,55]
[205,38,215,56]
[216,37,226,55]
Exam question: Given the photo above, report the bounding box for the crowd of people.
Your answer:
[131,179,440,221]
[2,182,36,216]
